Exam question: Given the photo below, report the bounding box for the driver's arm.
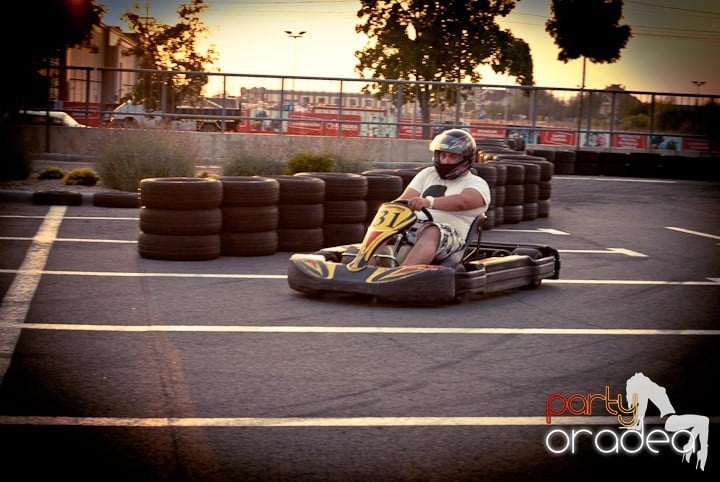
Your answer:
[397,187,485,212]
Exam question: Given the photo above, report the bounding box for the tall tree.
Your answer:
[545,0,631,89]
[355,0,534,138]
[121,0,218,111]
[1,0,104,118]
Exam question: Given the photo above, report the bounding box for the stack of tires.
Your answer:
[296,172,369,247]
[361,172,404,226]
[138,177,223,261]
[218,176,280,256]
[268,175,326,252]
[472,163,498,230]
[496,162,525,224]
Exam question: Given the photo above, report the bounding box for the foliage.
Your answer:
[0,0,104,116]
[93,132,198,191]
[222,151,285,176]
[63,167,100,186]
[284,152,336,174]
[38,166,66,180]
[120,0,218,110]
[355,0,534,138]
[546,0,631,64]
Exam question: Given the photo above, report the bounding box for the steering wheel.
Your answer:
[393,199,433,222]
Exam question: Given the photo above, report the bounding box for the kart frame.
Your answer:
[287,201,560,304]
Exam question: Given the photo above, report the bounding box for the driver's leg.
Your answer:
[402,225,440,265]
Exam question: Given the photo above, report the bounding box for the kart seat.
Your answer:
[438,214,485,267]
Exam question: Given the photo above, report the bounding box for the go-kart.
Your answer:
[287,200,560,304]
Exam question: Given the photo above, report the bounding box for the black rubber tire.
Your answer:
[218,176,280,206]
[266,175,325,204]
[221,205,278,233]
[139,177,223,210]
[295,172,368,200]
[138,233,221,261]
[140,207,222,235]
[32,190,83,206]
[220,231,278,256]
[278,203,324,229]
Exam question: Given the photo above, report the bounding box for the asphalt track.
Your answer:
[0,175,718,481]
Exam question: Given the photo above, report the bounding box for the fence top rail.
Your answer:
[50,65,719,100]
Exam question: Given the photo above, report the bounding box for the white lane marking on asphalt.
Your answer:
[1,269,716,286]
[555,177,677,184]
[558,248,647,257]
[0,237,136,243]
[0,215,138,221]
[0,206,66,382]
[666,226,720,241]
[490,228,570,235]
[0,415,717,427]
[8,324,720,336]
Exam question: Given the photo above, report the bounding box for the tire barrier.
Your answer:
[267,175,325,252]
[295,172,369,246]
[361,171,405,224]
[218,176,280,256]
[137,177,223,261]
[32,190,83,206]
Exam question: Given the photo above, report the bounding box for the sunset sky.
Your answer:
[98,0,720,95]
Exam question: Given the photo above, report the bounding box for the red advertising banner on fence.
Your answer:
[63,101,103,127]
[611,133,648,149]
[286,112,362,137]
[538,130,577,146]
[469,122,507,139]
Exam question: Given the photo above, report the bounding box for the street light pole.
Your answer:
[285,30,306,104]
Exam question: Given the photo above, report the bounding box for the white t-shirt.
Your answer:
[407,166,491,239]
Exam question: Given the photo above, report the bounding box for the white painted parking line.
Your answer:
[492,228,570,235]
[0,206,65,382]
[666,226,720,241]
[0,237,137,243]
[0,215,138,221]
[4,415,718,428]
[557,176,677,184]
[545,279,719,286]
[559,248,647,257]
[8,323,720,336]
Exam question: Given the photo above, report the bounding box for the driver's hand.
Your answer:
[407,196,431,211]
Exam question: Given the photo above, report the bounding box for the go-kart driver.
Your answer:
[394,128,491,265]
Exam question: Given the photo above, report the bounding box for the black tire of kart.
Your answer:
[512,247,544,289]
[361,172,404,201]
[32,191,83,206]
[295,172,368,200]
[93,191,140,208]
[138,233,221,261]
[221,205,278,233]
[278,203,324,229]
[323,223,366,246]
[323,199,367,224]
[278,227,324,252]
[140,208,222,235]
[139,177,223,210]
[266,175,325,204]
[220,231,278,256]
[217,176,280,206]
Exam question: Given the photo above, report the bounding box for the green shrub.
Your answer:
[38,166,66,180]
[222,150,285,176]
[63,167,100,186]
[284,151,335,174]
[93,131,198,191]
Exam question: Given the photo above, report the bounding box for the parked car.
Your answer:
[16,110,87,127]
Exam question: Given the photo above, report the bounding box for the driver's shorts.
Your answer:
[406,220,465,262]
